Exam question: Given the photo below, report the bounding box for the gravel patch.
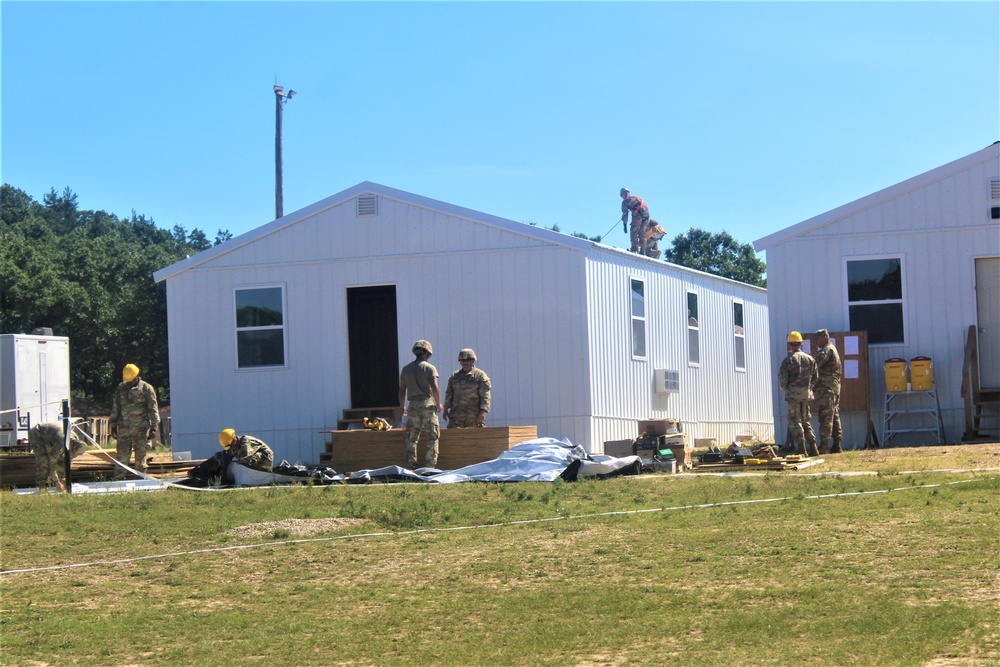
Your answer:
[225,517,365,540]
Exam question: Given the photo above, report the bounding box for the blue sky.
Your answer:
[3,2,998,253]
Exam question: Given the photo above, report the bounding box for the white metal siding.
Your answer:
[764,150,1000,447]
[585,251,773,450]
[165,197,593,461]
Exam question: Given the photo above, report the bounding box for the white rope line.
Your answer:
[2,476,991,577]
[0,401,65,416]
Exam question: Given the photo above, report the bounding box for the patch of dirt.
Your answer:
[225,517,365,540]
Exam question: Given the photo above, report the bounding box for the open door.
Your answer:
[975,257,1000,389]
[347,286,399,408]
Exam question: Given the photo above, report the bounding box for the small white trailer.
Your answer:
[0,333,71,448]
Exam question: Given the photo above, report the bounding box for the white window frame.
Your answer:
[733,300,746,371]
[687,290,700,366]
[630,277,647,360]
[843,255,907,347]
[234,284,288,370]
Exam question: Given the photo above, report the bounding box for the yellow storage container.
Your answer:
[885,358,908,392]
[910,356,934,390]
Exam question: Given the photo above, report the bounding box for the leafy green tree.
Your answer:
[1,183,212,404]
[215,229,233,245]
[664,228,767,287]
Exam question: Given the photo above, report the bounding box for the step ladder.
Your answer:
[882,389,945,446]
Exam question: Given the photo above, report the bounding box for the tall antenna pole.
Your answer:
[274,84,296,219]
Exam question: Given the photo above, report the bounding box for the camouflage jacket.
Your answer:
[110,378,160,431]
[779,350,818,402]
[445,368,491,415]
[29,422,87,458]
[621,196,649,223]
[814,342,842,396]
[233,435,274,471]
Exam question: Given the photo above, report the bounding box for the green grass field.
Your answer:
[2,445,998,666]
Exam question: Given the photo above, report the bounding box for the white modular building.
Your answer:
[154,183,772,463]
[754,142,1000,447]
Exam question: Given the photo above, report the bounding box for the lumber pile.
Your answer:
[320,426,538,471]
[692,456,824,472]
[0,449,201,488]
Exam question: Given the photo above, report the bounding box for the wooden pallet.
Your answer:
[0,449,201,487]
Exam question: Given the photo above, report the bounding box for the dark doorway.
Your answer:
[347,286,399,408]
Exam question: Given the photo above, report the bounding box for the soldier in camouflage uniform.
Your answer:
[218,429,274,472]
[778,331,819,457]
[443,349,491,429]
[812,329,843,454]
[109,364,160,479]
[620,188,651,254]
[398,340,442,469]
[644,222,666,259]
[31,421,87,491]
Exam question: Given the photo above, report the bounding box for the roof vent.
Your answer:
[357,195,378,216]
[991,178,1000,200]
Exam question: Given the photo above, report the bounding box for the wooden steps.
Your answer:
[336,406,400,432]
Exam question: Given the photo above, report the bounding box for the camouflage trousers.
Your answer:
[629,214,649,254]
[446,410,484,429]
[786,399,817,455]
[405,403,440,468]
[115,426,152,478]
[815,391,842,452]
[35,448,66,488]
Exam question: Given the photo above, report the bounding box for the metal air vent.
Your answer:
[991,178,1000,200]
[357,194,378,216]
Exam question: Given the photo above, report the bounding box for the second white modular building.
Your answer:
[154,183,773,463]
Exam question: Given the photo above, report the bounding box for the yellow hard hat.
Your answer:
[219,428,236,449]
[123,364,140,382]
[786,331,803,343]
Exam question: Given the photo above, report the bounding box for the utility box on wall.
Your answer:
[654,369,680,394]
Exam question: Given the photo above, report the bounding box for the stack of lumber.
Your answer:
[320,425,538,471]
[692,456,824,473]
[0,449,201,488]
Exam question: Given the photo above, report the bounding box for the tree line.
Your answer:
[1,184,765,406]
[0,184,233,404]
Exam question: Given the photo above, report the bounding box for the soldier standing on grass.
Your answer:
[779,331,819,457]
[109,364,160,479]
[31,422,87,491]
[443,348,491,429]
[399,340,442,469]
[813,329,843,454]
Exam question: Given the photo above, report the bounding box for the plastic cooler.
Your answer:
[884,358,908,392]
[910,356,934,390]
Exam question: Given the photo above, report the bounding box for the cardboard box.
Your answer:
[603,439,635,457]
[637,419,679,437]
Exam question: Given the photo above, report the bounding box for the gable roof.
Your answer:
[753,142,1000,252]
[153,181,593,283]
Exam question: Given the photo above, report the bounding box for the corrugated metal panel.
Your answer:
[764,152,1000,447]
[585,251,773,450]
[165,195,595,460]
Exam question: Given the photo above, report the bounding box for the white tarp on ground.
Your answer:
[233,438,640,486]
[424,438,640,483]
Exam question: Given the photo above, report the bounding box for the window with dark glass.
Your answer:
[734,301,745,370]
[235,287,286,368]
[846,258,905,344]
[631,278,646,358]
[687,291,700,365]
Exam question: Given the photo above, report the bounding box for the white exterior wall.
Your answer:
[759,145,1000,446]
[162,190,594,461]
[585,250,773,450]
[159,182,773,462]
